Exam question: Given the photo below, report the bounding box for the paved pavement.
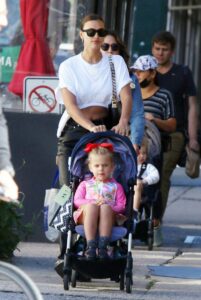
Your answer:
[171,165,201,187]
[0,184,201,299]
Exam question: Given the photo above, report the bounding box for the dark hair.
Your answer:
[80,14,105,30]
[151,31,176,51]
[106,30,130,67]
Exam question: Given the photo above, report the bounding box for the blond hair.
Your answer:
[140,137,149,155]
[88,146,114,163]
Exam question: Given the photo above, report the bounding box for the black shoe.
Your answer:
[54,259,64,278]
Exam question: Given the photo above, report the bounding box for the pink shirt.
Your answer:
[74,177,126,214]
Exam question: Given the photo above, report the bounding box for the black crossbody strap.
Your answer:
[137,162,147,179]
[108,55,118,108]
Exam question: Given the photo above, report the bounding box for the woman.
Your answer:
[101,30,130,66]
[56,16,132,185]
[55,14,132,261]
[131,54,176,247]
[101,30,145,154]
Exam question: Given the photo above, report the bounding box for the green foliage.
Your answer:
[0,201,32,260]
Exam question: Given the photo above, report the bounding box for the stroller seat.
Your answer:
[75,225,127,242]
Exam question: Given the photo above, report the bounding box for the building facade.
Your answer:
[0,0,200,113]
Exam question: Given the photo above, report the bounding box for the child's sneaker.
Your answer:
[153,224,163,247]
[98,237,110,260]
[85,240,97,260]
[85,247,96,260]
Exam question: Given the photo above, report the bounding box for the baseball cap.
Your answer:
[130,55,158,71]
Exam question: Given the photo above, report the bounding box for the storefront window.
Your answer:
[48,0,135,71]
[0,0,135,110]
[167,0,201,112]
[48,0,96,72]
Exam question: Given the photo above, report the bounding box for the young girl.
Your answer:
[133,137,164,246]
[73,143,126,260]
[133,137,160,219]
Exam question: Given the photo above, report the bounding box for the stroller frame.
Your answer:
[136,185,160,250]
[133,121,163,250]
[61,131,137,293]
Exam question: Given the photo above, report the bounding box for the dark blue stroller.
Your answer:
[61,131,137,293]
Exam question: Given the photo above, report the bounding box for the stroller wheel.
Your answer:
[71,270,77,288]
[126,276,132,294]
[147,218,153,251]
[63,274,70,290]
[119,273,124,290]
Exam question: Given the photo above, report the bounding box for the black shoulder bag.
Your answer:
[107,55,122,127]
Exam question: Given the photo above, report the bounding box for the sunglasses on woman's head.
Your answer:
[82,28,108,37]
[101,43,119,51]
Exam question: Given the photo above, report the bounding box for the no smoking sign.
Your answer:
[23,76,61,114]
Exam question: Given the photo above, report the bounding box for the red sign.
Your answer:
[28,85,56,113]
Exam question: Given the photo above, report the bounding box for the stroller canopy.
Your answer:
[70,132,137,191]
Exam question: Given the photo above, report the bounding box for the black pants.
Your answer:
[57,118,110,185]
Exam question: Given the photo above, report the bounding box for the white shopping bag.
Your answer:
[43,188,60,242]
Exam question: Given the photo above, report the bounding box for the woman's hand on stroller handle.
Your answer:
[89,124,107,133]
[112,119,130,136]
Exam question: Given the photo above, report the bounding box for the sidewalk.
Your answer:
[171,165,201,187]
[0,185,201,299]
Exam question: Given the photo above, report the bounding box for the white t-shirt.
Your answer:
[137,163,160,186]
[55,53,131,108]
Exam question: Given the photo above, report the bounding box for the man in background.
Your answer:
[152,31,200,219]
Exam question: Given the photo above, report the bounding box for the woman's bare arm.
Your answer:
[61,88,106,132]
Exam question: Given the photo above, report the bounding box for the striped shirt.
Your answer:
[143,88,175,120]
